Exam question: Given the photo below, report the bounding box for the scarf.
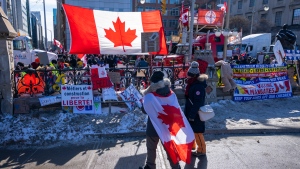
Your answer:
[185,77,198,97]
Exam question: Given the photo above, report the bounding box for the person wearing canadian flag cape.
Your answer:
[140,71,195,169]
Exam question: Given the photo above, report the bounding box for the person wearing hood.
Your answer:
[184,61,208,157]
[139,71,182,169]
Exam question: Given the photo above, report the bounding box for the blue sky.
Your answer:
[30,0,57,40]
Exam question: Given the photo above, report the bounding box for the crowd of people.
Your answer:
[14,53,151,72]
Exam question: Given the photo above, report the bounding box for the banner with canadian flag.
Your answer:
[62,4,167,55]
[143,92,195,164]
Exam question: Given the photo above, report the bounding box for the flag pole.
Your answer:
[223,0,230,61]
[188,0,195,61]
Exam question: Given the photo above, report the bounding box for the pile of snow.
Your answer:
[1,96,299,147]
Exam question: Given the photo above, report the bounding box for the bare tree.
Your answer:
[229,15,251,35]
[254,19,273,33]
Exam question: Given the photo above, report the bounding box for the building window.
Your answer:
[275,11,282,26]
[238,1,242,9]
[163,19,167,28]
[248,15,252,21]
[170,8,179,16]
[261,14,267,19]
[292,8,300,25]
[262,0,268,4]
[145,7,155,11]
[169,20,178,28]
[146,0,156,3]
[170,0,180,4]
[249,0,255,7]
[137,7,144,12]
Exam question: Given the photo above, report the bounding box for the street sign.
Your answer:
[141,32,160,52]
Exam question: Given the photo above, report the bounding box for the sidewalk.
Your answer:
[1,96,300,147]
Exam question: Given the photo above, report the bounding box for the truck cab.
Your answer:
[13,36,58,66]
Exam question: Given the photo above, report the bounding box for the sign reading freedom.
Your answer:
[232,64,292,101]
[61,85,94,106]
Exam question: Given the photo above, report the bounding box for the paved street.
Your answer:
[1,133,299,169]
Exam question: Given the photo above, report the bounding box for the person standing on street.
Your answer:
[184,61,208,156]
[139,71,182,169]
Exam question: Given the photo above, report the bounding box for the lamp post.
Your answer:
[43,0,47,51]
[47,29,53,50]
[250,5,269,34]
[223,0,230,60]
[140,0,145,11]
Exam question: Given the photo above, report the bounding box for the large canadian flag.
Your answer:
[62,4,167,55]
[143,92,195,164]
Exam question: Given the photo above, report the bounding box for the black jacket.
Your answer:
[184,75,208,133]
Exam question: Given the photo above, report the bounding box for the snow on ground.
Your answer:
[0,96,300,147]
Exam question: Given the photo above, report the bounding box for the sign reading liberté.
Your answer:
[61,85,93,106]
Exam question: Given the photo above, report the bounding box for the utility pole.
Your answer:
[188,0,195,61]
[43,0,48,50]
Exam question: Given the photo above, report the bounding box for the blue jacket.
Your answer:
[184,74,208,133]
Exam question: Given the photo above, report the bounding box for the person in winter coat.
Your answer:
[184,61,208,156]
[139,71,181,169]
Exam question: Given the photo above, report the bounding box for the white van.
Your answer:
[240,33,272,58]
[13,36,58,66]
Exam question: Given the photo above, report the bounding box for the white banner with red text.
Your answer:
[61,85,94,106]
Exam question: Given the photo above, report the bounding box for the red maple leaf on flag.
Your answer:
[157,105,185,136]
[104,17,137,52]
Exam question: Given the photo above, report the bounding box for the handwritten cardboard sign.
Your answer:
[37,52,50,65]
[107,72,121,84]
[119,85,143,110]
[14,99,30,114]
[61,85,93,106]
[73,96,102,114]
[102,87,118,101]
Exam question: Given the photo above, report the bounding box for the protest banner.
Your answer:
[102,87,118,101]
[232,64,292,101]
[119,85,143,110]
[107,72,121,84]
[61,85,93,106]
[39,95,61,106]
[73,96,101,114]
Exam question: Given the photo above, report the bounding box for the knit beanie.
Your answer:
[187,61,200,77]
[150,71,164,83]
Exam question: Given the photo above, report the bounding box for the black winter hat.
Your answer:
[150,71,164,83]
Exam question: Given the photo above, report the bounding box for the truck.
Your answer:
[240,33,272,58]
[13,36,58,66]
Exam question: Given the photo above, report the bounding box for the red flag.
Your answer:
[181,9,189,27]
[62,4,167,55]
[221,2,227,13]
[77,54,85,59]
[53,39,64,50]
[197,10,223,26]
[143,92,195,164]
